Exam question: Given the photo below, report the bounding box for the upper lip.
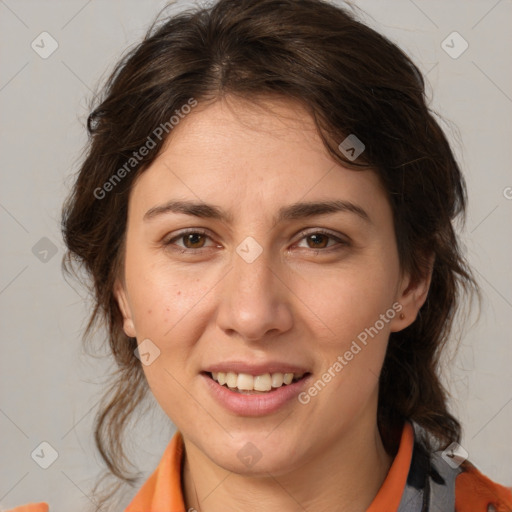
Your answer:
[203,361,311,376]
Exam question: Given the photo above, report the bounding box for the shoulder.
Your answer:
[455,460,512,512]
[403,422,511,512]
[2,504,49,512]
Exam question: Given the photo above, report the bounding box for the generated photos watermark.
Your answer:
[93,97,198,200]
[298,301,403,404]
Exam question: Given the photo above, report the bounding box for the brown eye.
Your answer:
[164,229,215,252]
[305,233,330,249]
[181,233,207,249]
[295,230,349,251]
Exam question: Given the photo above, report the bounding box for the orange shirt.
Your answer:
[125,422,414,511]
[7,422,512,512]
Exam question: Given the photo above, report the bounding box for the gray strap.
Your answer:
[396,422,463,511]
[429,451,463,511]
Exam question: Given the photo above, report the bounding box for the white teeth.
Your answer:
[254,374,272,391]
[283,373,294,385]
[271,373,284,387]
[226,372,238,388]
[237,373,254,390]
[209,371,306,392]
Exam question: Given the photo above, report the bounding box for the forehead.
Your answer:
[128,96,389,224]
[161,95,327,161]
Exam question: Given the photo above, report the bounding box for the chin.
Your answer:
[218,451,299,477]
[207,436,303,476]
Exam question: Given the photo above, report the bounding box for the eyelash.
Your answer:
[163,228,349,254]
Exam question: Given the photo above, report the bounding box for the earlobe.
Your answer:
[113,279,136,338]
[390,256,434,332]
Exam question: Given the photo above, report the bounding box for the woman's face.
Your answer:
[115,96,427,475]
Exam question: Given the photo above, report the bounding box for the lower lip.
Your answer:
[201,373,311,416]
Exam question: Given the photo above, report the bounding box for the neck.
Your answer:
[181,416,393,512]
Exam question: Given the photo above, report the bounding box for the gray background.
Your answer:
[1,0,511,510]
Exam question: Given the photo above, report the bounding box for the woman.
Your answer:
[11,0,511,510]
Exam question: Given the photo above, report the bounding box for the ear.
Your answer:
[113,279,137,338]
[390,254,434,332]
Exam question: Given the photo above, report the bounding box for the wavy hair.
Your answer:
[61,0,478,508]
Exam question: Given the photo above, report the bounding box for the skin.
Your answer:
[114,96,432,512]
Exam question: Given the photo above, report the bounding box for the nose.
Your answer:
[215,240,294,342]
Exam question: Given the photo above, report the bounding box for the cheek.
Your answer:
[295,256,399,342]
[293,253,399,408]
[126,259,213,340]
[298,273,395,433]
[124,261,216,422]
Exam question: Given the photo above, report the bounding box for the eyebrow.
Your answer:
[143,199,371,225]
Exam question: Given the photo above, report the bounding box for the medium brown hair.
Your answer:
[61,0,477,507]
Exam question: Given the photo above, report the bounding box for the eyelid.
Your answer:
[163,228,215,247]
[293,228,350,249]
[295,227,349,242]
[163,227,350,253]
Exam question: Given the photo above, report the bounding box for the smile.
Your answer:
[209,371,307,394]
[201,370,312,416]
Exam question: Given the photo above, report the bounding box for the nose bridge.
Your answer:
[216,234,292,340]
[234,235,274,297]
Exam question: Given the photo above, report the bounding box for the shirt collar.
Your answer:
[126,422,415,512]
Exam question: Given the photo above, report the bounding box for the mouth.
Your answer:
[202,371,311,394]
